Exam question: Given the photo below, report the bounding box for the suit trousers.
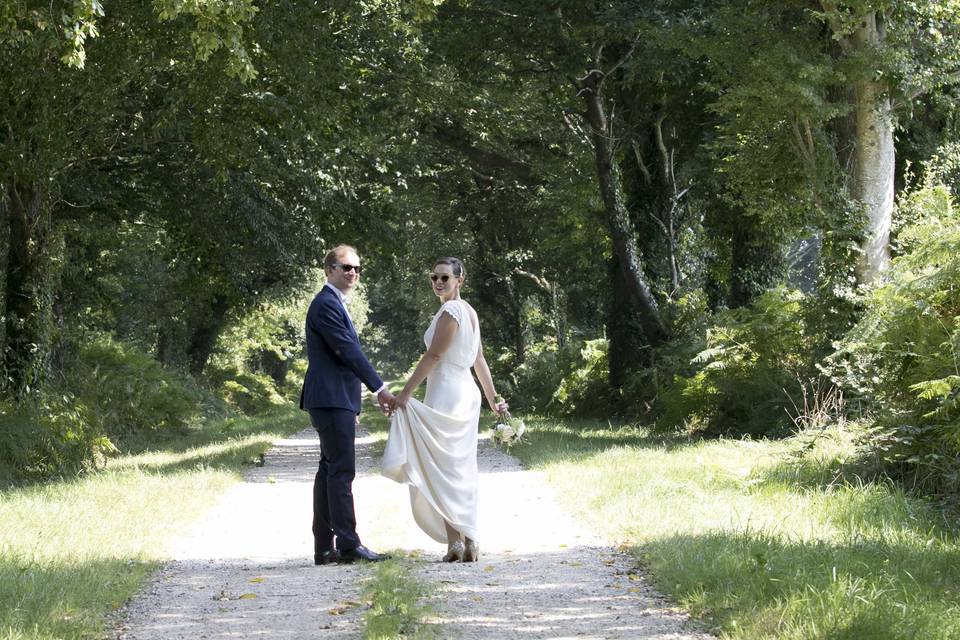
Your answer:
[309,408,361,552]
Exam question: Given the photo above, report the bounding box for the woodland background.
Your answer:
[2,0,960,504]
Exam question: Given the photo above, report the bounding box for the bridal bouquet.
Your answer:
[491,397,525,448]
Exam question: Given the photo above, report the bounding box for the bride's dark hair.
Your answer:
[434,256,464,277]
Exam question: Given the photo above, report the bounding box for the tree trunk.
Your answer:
[187,295,231,377]
[503,276,526,364]
[1,181,49,394]
[608,257,649,389]
[579,69,667,346]
[851,76,894,284]
[822,6,894,284]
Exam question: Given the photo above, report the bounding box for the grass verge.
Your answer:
[362,558,437,640]
[0,406,306,640]
[509,417,960,640]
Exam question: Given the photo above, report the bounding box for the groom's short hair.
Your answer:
[324,244,358,269]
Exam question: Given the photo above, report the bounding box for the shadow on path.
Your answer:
[117,424,711,640]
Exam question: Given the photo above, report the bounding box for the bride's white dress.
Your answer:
[382,299,482,542]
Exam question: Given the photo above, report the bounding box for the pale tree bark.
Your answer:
[850,22,894,283]
[822,4,894,284]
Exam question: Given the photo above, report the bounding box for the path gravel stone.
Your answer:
[115,422,713,639]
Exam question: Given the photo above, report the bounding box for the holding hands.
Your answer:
[376,388,396,415]
[394,388,412,412]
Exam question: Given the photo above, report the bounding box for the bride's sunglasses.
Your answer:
[430,273,452,283]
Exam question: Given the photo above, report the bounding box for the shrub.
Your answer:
[0,395,115,484]
[206,365,288,415]
[66,334,204,437]
[498,338,613,417]
[658,287,815,436]
[551,339,613,416]
[497,341,561,413]
[826,184,960,494]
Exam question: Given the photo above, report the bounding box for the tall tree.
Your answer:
[812,1,960,283]
[0,1,258,392]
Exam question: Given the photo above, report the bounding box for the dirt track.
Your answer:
[115,424,712,639]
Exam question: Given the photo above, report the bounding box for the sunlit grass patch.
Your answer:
[0,406,306,640]
[362,558,437,640]
[512,418,960,640]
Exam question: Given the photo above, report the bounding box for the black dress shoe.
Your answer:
[314,549,340,565]
[338,545,388,563]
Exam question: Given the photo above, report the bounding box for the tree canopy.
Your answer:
[4,0,960,495]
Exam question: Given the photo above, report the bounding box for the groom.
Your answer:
[300,244,394,564]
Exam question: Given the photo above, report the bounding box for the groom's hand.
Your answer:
[376,388,395,415]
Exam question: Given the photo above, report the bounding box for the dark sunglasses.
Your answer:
[334,263,362,274]
[430,273,453,283]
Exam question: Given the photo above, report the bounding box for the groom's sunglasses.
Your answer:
[334,263,363,275]
[430,274,452,283]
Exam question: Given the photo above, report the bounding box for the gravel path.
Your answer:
[115,422,712,639]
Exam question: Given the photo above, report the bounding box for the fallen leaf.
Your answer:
[239,593,257,600]
[483,565,494,573]
[248,577,265,584]
[329,600,362,615]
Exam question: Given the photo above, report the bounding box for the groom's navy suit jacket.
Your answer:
[299,285,383,415]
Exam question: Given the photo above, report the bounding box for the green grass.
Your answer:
[0,406,306,640]
[510,417,960,640]
[362,558,437,640]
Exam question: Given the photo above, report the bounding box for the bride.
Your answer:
[382,257,507,562]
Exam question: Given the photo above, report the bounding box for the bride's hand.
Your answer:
[395,389,411,410]
[490,398,509,416]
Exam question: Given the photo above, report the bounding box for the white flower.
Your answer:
[491,413,525,447]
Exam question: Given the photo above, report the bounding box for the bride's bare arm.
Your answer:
[473,340,507,414]
[395,314,458,408]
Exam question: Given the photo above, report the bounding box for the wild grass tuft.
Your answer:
[362,558,437,640]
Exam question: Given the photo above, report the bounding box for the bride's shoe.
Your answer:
[463,538,479,562]
[442,540,465,562]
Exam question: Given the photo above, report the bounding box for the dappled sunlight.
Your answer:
[116,558,370,639]
[117,425,710,639]
[419,547,699,639]
[109,436,277,476]
[644,530,960,640]
[0,556,153,640]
